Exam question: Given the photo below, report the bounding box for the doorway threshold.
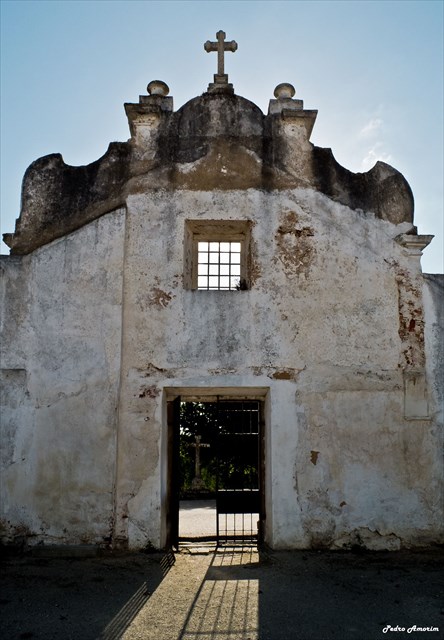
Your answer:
[178,540,218,554]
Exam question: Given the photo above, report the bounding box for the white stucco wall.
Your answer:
[1,188,442,550]
[111,187,442,550]
[0,210,125,545]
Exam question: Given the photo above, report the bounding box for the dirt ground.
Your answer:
[0,546,443,640]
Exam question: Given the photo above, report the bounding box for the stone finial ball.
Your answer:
[147,80,170,96]
[274,83,296,99]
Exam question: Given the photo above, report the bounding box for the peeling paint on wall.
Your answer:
[395,265,426,369]
[138,385,160,399]
[149,288,173,308]
[274,210,315,279]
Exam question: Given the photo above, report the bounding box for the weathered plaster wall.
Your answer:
[3,93,413,255]
[423,274,444,416]
[422,273,444,542]
[0,210,125,545]
[111,186,442,550]
[1,87,441,551]
[2,186,441,550]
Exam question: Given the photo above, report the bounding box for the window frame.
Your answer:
[184,220,252,291]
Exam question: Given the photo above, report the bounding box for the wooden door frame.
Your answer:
[165,396,181,549]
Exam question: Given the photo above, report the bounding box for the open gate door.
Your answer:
[166,396,181,550]
[216,400,264,544]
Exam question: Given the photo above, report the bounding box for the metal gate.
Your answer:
[168,397,264,549]
[215,401,262,544]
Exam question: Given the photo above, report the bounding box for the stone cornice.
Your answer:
[395,234,434,255]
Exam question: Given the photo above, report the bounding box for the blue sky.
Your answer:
[1,0,443,272]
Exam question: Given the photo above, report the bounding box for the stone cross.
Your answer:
[204,30,238,77]
[190,435,210,490]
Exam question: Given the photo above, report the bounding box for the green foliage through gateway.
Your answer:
[179,401,259,496]
[179,402,218,495]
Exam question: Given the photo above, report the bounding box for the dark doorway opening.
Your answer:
[167,398,265,549]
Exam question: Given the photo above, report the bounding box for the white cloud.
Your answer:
[359,118,383,137]
[361,142,392,171]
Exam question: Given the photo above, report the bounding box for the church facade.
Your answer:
[1,33,443,551]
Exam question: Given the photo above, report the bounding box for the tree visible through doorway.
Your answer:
[180,402,219,497]
[178,401,261,542]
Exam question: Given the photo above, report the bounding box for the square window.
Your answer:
[197,241,245,290]
[184,220,252,291]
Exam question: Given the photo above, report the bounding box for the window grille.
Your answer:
[197,241,241,290]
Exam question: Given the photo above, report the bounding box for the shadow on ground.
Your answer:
[0,546,443,640]
[0,550,174,640]
[177,547,444,640]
